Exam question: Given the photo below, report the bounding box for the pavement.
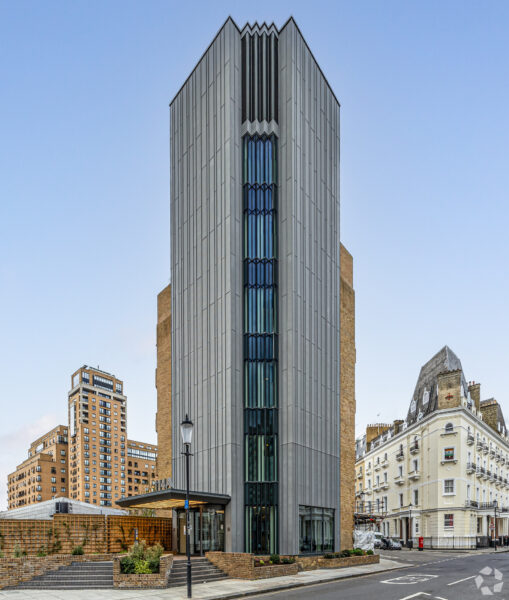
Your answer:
[0,557,405,599]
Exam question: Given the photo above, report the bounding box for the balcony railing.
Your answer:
[396,451,405,461]
[410,442,420,454]
[466,462,476,473]
[467,434,475,445]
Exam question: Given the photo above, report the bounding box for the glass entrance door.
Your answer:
[177,506,225,554]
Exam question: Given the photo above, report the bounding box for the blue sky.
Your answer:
[1,0,508,510]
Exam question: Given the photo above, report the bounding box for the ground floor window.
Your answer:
[444,513,454,529]
[299,506,334,553]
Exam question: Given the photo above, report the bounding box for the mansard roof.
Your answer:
[406,346,469,426]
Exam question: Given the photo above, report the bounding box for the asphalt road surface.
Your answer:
[251,551,509,600]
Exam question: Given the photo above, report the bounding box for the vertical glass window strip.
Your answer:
[243,134,278,554]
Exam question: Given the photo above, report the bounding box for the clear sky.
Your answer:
[1,0,508,511]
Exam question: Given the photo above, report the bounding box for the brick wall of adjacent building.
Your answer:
[339,244,356,549]
[156,284,172,480]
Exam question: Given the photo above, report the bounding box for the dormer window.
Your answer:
[422,389,429,405]
[410,398,416,414]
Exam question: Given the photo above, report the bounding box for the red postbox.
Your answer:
[418,536,424,551]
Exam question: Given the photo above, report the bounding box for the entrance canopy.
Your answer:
[116,489,230,511]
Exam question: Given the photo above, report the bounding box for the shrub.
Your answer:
[71,545,84,555]
[145,542,164,573]
[281,557,295,564]
[134,559,152,574]
[352,548,364,556]
[366,549,374,555]
[129,540,147,562]
[323,553,336,559]
[37,546,47,557]
[339,549,351,558]
[14,544,26,558]
[0,551,4,558]
[259,559,264,566]
[269,553,281,565]
[120,555,136,574]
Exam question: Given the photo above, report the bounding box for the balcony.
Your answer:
[408,470,421,481]
[477,441,484,452]
[466,462,476,474]
[364,488,372,496]
[465,500,479,509]
[365,468,372,476]
[496,452,501,462]
[394,475,405,485]
[483,443,489,454]
[483,469,490,480]
[490,449,496,458]
[374,462,382,471]
[467,433,475,445]
[410,442,420,454]
[380,481,389,490]
[476,467,485,478]
[396,451,405,461]
[489,471,495,482]
[381,458,389,468]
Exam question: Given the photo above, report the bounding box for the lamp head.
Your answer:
[180,414,193,446]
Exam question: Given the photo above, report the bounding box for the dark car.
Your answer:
[381,537,402,550]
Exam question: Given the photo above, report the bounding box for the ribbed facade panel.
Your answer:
[278,20,341,554]
[170,20,244,550]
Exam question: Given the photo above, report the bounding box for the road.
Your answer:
[251,550,509,600]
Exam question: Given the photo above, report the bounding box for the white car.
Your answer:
[374,532,384,549]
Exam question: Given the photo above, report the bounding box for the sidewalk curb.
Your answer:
[194,562,409,600]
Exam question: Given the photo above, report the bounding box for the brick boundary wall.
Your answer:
[113,554,173,588]
[0,514,172,556]
[296,553,379,571]
[206,552,298,580]
[0,554,117,589]
[207,552,378,579]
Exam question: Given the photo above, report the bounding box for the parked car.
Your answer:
[381,537,402,550]
[374,532,384,549]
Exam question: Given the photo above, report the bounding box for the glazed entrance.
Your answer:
[176,505,225,554]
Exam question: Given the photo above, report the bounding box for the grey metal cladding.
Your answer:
[242,31,278,123]
[170,19,243,545]
[278,20,341,553]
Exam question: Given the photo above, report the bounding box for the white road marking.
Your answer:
[399,593,431,600]
[382,574,439,585]
[447,575,476,586]
[434,596,449,600]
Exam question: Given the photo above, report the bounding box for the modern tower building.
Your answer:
[120,17,354,556]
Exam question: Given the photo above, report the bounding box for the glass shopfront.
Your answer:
[299,506,334,553]
[176,505,225,555]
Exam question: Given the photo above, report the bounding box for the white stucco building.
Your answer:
[355,347,509,549]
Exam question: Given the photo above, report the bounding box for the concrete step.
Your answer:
[12,560,114,590]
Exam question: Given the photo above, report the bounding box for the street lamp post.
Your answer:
[181,415,194,598]
[494,500,498,552]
